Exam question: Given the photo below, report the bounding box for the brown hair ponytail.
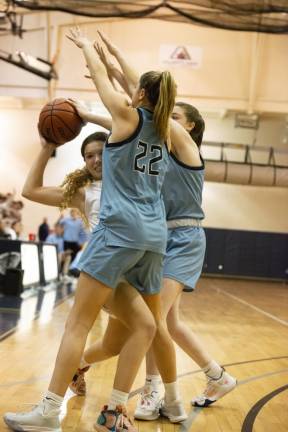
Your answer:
[175,102,205,148]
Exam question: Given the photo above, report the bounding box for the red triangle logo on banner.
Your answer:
[170,46,191,60]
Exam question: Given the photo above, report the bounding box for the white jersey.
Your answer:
[85,181,102,230]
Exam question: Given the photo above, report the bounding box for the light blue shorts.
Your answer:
[77,224,164,295]
[163,226,206,291]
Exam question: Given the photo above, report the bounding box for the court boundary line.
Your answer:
[179,368,288,431]
[241,384,288,432]
[211,285,288,327]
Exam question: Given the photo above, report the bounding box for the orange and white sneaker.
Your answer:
[191,369,237,407]
[69,366,90,396]
[94,405,136,432]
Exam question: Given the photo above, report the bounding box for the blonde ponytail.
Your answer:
[154,71,176,141]
[139,70,177,142]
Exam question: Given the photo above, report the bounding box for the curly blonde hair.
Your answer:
[60,166,93,209]
[59,131,108,224]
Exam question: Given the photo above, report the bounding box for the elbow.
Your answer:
[22,187,32,200]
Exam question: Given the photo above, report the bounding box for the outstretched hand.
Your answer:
[66,26,93,49]
[94,42,115,71]
[68,98,89,124]
[97,30,120,57]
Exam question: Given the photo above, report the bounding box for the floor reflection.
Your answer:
[0,280,76,340]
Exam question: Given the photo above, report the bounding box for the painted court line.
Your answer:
[238,368,288,386]
[212,286,288,327]
[179,368,288,431]
[180,407,202,432]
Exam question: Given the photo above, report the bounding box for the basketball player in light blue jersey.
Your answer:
[68,101,237,419]
[3,28,187,432]
[65,35,236,420]
[134,103,237,419]
[94,34,236,414]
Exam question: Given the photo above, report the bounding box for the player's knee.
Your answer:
[65,315,92,335]
[140,316,157,341]
[102,341,122,357]
[167,317,182,339]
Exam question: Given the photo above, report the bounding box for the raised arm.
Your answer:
[22,136,84,210]
[67,28,132,121]
[169,119,203,167]
[94,42,131,97]
[98,30,139,96]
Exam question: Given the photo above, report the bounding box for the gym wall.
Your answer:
[1,108,288,236]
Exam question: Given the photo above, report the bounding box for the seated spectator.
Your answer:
[0,218,10,239]
[0,218,16,239]
[9,201,24,222]
[0,192,24,237]
[11,221,24,240]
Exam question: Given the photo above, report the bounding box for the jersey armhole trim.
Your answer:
[170,151,205,170]
[106,109,143,148]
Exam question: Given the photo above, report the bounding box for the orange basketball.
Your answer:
[38,98,83,145]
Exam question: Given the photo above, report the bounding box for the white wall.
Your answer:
[203,182,288,233]
[0,108,287,237]
[0,108,103,236]
[1,14,288,113]
[1,12,287,235]
[203,114,288,150]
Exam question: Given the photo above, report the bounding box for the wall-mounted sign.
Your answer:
[160,44,202,68]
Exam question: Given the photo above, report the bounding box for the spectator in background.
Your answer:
[0,192,14,218]
[59,209,88,262]
[9,200,24,222]
[38,217,49,241]
[0,218,10,239]
[11,221,23,239]
[46,222,72,278]
[46,223,65,254]
[1,218,15,239]
[0,192,24,226]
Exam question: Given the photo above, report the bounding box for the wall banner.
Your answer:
[160,44,202,68]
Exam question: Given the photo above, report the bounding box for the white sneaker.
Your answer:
[134,390,160,420]
[61,275,74,284]
[191,369,237,407]
[159,399,188,423]
[3,401,61,431]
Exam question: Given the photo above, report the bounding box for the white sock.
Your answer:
[203,360,223,380]
[164,382,180,403]
[43,391,63,413]
[108,389,129,410]
[79,357,91,370]
[145,374,161,393]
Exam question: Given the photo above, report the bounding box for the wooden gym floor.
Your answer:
[0,277,287,432]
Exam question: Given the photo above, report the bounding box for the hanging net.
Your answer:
[7,1,288,34]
